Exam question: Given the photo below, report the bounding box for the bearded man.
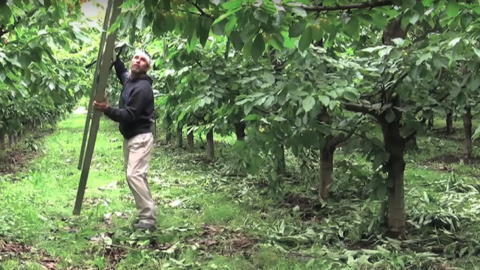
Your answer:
[93,50,157,231]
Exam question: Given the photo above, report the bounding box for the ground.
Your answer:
[1,112,480,269]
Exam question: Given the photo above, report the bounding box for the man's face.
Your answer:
[130,53,150,74]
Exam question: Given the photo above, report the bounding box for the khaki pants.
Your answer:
[123,132,156,225]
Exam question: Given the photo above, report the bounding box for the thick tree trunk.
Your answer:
[463,106,473,159]
[385,148,406,238]
[206,129,214,161]
[187,131,194,152]
[319,145,335,200]
[235,122,246,141]
[446,111,453,134]
[381,113,407,239]
[176,125,183,148]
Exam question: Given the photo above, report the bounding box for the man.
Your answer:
[93,49,157,231]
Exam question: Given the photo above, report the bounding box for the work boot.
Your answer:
[134,221,156,232]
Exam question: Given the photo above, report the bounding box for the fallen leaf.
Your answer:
[98,181,117,190]
[170,199,183,207]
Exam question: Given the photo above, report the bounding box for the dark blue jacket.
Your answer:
[103,59,154,140]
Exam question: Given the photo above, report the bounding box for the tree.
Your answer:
[92,0,480,238]
[0,0,98,148]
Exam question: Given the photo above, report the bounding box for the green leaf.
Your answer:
[144,0,154,12]
[318,95,330,106]
[254,9,269,24]
[292,7,307,17]
[289,20,307,38]
[446,0,460,17]
[371,12,388,29]
[273,116,286,121]
[198,17,213,47]
[212,6,242,25]
[269,32,284,50]
[376,184,387,199]
[244,114,261,121]
[385,109,396,123]
[468,77,480,91]
[456,90,467,105]
[311,25,323,41]
[302,96,315,112]
[298,25,312,52]
[372,153,384,170]
[163,0,171,10]
[229,31,244,51]
[1,5,11,20]
[262,73,275,85]
[473,125,480,141]
[164,12,176,31]
[408,11,420,24]
[343,91,358,102]
[401,0,416,8]
[225,16,237,35]
[251,33,265,61]
[212,22,225,36]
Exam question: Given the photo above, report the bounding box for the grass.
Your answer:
[1,112,480,269]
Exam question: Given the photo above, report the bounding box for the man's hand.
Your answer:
[93,100,109,112]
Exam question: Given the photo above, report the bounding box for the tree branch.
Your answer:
[330,128,356,147]
[187,0,214,19]
[302,1,394,12]
[403,130,416,143]
[343,102,378,116]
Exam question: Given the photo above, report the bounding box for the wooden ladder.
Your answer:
[74,0,125,215]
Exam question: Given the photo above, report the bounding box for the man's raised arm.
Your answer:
[113,58,130,85]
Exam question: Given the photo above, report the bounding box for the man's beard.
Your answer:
[131,67,145,75]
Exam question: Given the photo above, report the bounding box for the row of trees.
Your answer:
[114,0,480,239]
[0,0,97,149]
[2,0,480,240]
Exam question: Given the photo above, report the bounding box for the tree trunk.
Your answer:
[446,111,453,134]
[166,131,172,144]
[319,145,335,200]
[405,134,419,150]
[8,134,14,147]
[151,120,157,140]
[0,129,5,150]
[165,115,173,144]
[275,144,286,176]
[381,113,407,239]
[187,131,194,152]
[463,106,473,159]
[235,122,246,141]
[206,129,214,161]
[176,125,183,148]
[427,117,433,128]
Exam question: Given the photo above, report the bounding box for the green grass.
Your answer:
[1,113,480,269]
